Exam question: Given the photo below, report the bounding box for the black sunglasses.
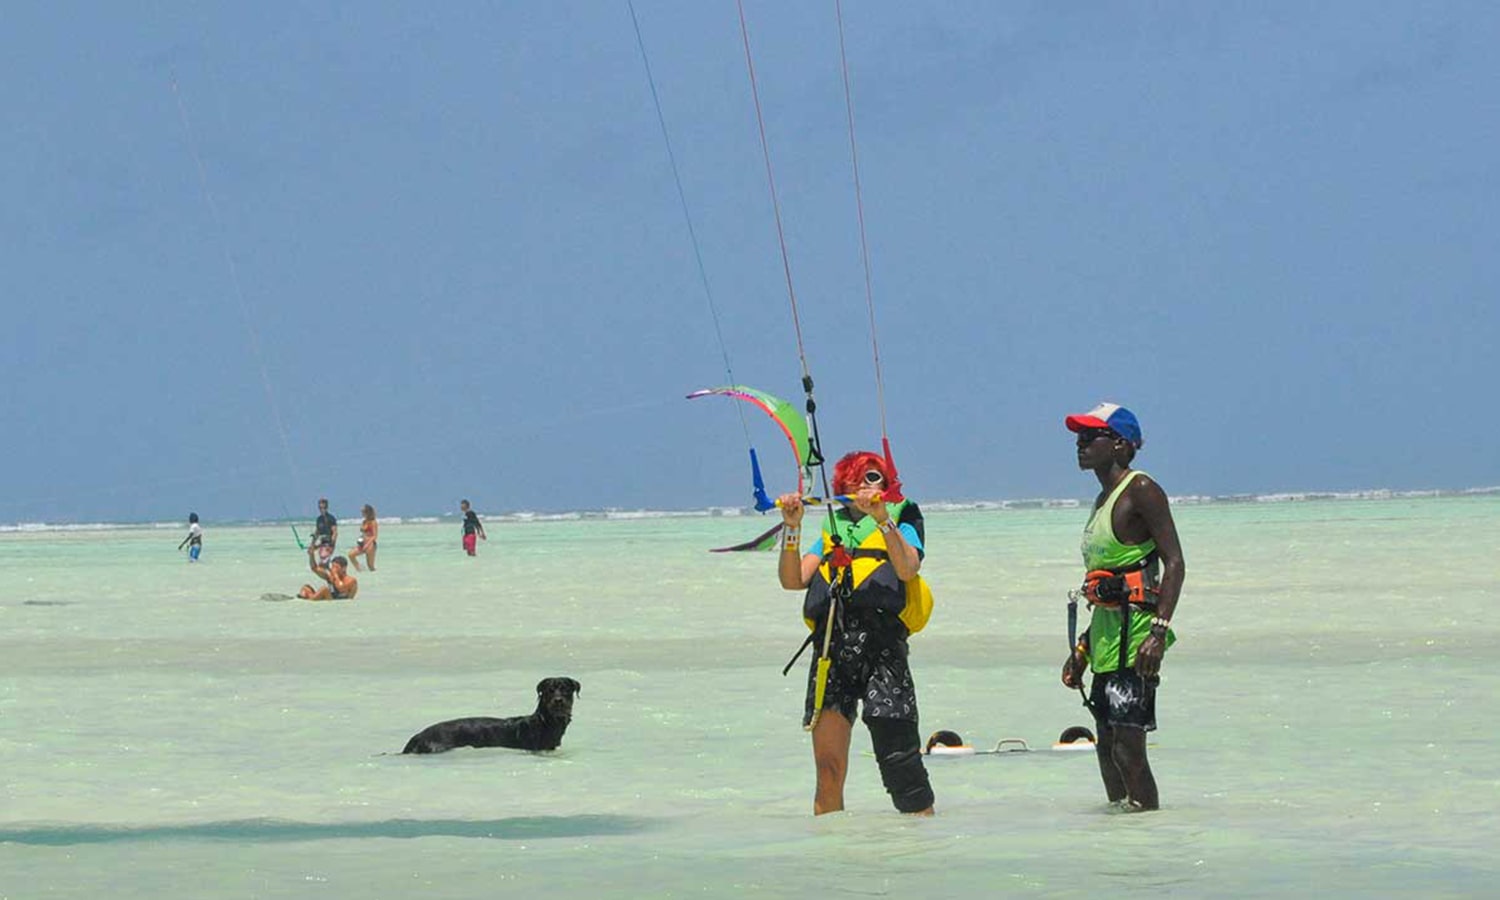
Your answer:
[1076,428,1118,444]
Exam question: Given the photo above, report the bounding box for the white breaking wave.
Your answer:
[2,486,1495,532]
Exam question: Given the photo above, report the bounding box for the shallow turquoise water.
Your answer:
[2,499,1498,897]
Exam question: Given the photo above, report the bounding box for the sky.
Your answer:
[3,1,1497,523]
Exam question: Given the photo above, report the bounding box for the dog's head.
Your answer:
[536,677,581,722]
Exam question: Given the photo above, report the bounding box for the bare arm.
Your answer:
[776,493,816,589]
[332,570,358,598]
[1128,476,1185,678]
[853,487,920,581]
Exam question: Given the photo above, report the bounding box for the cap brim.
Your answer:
[1065,414,1109,433]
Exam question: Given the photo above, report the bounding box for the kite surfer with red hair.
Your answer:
[776,450,934,816]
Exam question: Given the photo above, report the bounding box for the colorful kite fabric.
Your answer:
[687,385,813,510]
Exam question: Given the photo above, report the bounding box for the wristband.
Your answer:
[782,527,801,552]
[1150,616,1171,631]
[877,519,898,536]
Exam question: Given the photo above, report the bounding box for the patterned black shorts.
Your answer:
[1089,669,1159,732]
[803,613,918,726]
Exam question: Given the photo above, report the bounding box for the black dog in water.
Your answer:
[401,677,581,754]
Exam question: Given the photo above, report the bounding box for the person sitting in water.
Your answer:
[299,556,358,601]
[349,504,378,571]
[177,512,203,562]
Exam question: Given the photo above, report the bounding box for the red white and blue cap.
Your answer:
[1065,402,1143,449]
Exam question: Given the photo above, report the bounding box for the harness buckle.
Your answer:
[1080,567,1158,607]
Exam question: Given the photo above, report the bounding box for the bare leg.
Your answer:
[810,711,853,815]
[1093,722,1130,803]
[368,545,376,571]
[1111,728,1158,810]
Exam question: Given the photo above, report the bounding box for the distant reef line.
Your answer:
[3,486,1496,532]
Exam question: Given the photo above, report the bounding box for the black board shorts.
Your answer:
[803,610,917,727]
[1089,669,1159,732]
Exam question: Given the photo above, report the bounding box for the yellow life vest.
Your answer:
[802,501,934,636]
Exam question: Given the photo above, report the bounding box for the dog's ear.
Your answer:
[535,679,548,695]
[567,678,581,696]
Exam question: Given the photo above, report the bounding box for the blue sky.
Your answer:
[3,1,1495,523]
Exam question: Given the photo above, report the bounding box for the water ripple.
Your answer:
[0,814,654,846]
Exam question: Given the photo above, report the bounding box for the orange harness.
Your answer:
[1068,559,1162,695]
[1080,567,1159,608]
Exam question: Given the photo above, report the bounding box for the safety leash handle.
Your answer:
[804,602,838,732]
[804,566,849,732]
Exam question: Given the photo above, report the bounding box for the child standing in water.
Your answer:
[178,513,203,561]
[460,500,486,556]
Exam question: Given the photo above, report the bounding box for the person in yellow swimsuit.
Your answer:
[1060,403,1185,812]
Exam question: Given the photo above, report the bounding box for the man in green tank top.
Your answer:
[1060,403,1185,812]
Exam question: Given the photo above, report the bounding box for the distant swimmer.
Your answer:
[1060,403,1185,813]
[349,504,378,571]
[177,512,203,561]
[460,499,486,556]
[313,497,338,551]
[776,451,935,817]
[298,555,358,601]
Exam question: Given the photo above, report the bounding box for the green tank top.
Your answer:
[1080,470,1155,570]
[1086,607,1172,673]
[1080,470,1172,672]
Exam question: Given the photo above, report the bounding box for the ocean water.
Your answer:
[1,497,1497,898]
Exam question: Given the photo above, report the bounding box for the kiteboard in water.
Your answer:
[923,726,1097,757]
[259,593,297,602]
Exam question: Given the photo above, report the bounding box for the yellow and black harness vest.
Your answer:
[802,500,933,636]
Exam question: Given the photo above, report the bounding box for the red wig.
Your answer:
[832,450,888,496]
